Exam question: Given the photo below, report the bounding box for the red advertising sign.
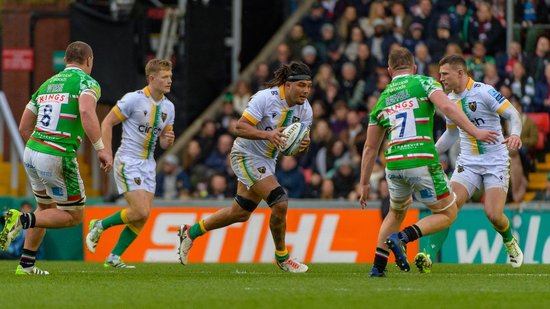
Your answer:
[2,48,33,71]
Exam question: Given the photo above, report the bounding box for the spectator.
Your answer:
[207,174,230,200]
[496,41,525,80]
[336,5,359,42]
[301,2,326,42]
[534,62,550,112]
[427,15,459,63]
[156,154,191,200]
[515,0,549,50]
[366,18,396,65]
[193,119,217,163]
[215,100,240,136]
[268,43,291,76]
[315,138,349,178]
[181,139,204,191]
[444,42,463,57]
[466,41,496,81]
[343,26,366,62]
[204,134,233,174]
[534,173,550,201]
[378,177,390,219]
[286,24,312,62]
[504,62,536,112]
[304,172,323,199]
[358,1,386,38]
[327,42,349,80]
[389,1,413,43]
[414,42,432,76]
[403,22,425,53]
[316,23,339,62]
[311,99,329,121]
[250,62,270,93]
[332,157,357,199]
[313,63,338,97]
[412,0,438,40]
[301,45,321,76]
[320,178,335,199]
[338,62,366,109]
[447,0,474,49]
[525,35,550,83]
[232,79,252,115]
[339,110,364,156]
[329,101,349,135]
[483,63,502,89]
[301,118,333,169]
[509,97,540,174]
[354,43,378,81]
[275,156,306,198]
[468,1,505,56]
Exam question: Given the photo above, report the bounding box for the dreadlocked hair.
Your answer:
[265,61,312,88]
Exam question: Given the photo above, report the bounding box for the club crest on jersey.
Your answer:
[134,177,142,185]
[257,167,266,174]
[144,110,148,116]
[272,112,277,119]
[457,165,464,173]
[468,101,477,112]
[161,112,167,122]
[292,116,301,123]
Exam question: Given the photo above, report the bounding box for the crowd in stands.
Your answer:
[155,0,550,203]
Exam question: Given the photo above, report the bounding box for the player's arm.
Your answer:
[81,92,113,173]
[19,104,37,142]
[435,125,459,154]
[159,125,175,149]
[430,90,498,143]
[235,115,285,148]
[358,124,385,209]
[499,104,523,151]
[100,107,124,155]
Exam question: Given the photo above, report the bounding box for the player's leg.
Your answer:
[423,181,471,259]
[178,182,260,264]
[483,167,523,268]
[17,194,55,275]
[102,189,154,269]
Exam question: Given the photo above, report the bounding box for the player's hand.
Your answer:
[161,130,175,148]
[474,129,499,144]
[358,184,370,210]
[97,149,113,173]
[502,134,522,151]
[299,134,310,153]
[267,127,286,148]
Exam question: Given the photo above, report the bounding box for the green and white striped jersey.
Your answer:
[26,67,101,157]
[369,74,442,170]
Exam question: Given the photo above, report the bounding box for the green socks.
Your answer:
[495,218,514,243]
[425,227,450,258]
[112,225,139,256]
[275,248,289,262]
[188,220,207,240]
[101,210,127,230]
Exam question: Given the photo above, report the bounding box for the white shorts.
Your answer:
[23,148,86,210]
[230,149,275,189]
[451,155,510,197]
[114,154,156,194]
[386,163,451,207]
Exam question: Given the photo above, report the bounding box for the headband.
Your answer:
[287,74,311,82]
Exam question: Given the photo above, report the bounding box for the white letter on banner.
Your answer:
[312,214,357,262]
[524,215,540,264]
[543,237,550,263]
[238,214,265,262]
[259,214,316,262]
[144,213,197,262]
[456,230,502,263]
[204,220,242,262]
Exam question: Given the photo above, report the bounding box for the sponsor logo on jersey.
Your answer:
[419,189,433,199]
[468,101,477,112]
[134,177,142,185]
[36,93,69,104]
[488,88,505,104]
[383,98,419,116]
[52,187,63,196]
[138,124,162,135]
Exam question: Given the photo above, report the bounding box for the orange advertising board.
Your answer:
[84,206,419,263]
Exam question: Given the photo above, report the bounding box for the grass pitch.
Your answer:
[0,261,549,308]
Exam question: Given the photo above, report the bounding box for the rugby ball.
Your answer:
[279,122,308,156]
